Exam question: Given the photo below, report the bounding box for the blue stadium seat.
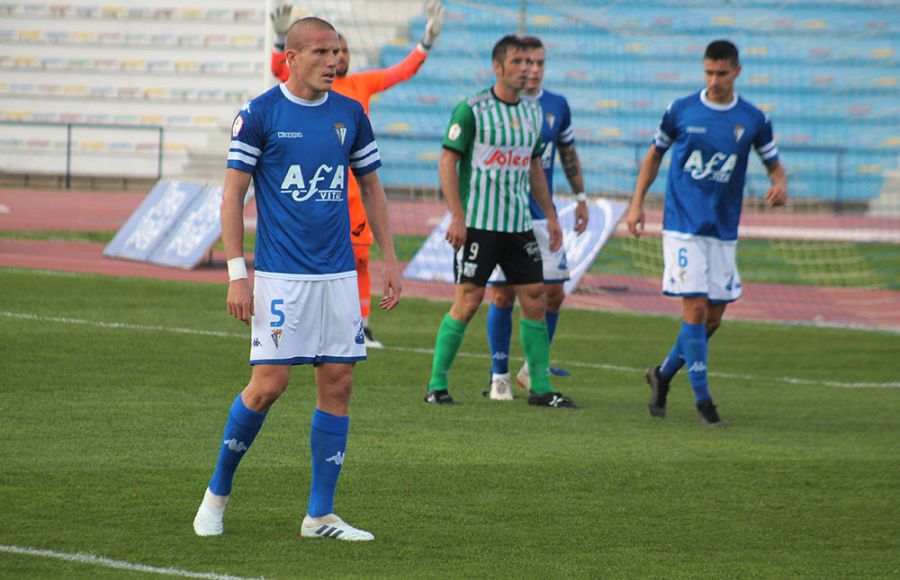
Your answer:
[366,1,898,203]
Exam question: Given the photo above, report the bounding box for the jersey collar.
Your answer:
[279,83,329,107]
[491,88,520,106]
[700,89,738,111]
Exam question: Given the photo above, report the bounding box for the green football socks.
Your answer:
[519,318,553,395]
[428,314,468,391]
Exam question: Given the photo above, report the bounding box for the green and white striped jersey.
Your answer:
[442,88,543,232]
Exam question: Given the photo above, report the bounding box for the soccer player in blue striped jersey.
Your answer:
[192,17,401,541]
[626,40,787,426]
[485,36,589,401]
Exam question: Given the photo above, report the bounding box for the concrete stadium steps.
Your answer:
[425,2,899,38]
[2,0,897,204]
[372,0,899,206]
[408,37,898,67]
[371,82,900,127]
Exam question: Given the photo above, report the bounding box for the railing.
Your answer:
[0,120,164,189]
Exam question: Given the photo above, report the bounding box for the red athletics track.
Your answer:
[1,188,898,331]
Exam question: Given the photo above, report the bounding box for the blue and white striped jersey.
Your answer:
[654,89,778,241]
[227,84,381,278]
[526,88,575,220]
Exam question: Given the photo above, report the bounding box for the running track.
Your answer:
[1,188,898,331]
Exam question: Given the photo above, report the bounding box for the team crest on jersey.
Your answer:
[509,117,521,130]
[546,113,556,129]
[333,122,347,146]
[271,328,283,349]
[734,124,745,143]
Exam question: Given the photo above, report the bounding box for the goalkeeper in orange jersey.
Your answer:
[269,0,445,348]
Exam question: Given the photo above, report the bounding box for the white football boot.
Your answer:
[300,514,374,541]
[489,373,514,401]
[193,488,229,536]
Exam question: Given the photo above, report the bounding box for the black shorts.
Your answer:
[453,228,543,287]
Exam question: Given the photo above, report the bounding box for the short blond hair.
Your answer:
[285,16,337,51]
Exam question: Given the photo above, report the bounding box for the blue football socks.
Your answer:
[660,326,717,380]
[680,321,711,403]
[545,310,560,344]
[487,303,513,375]
[307,408,350,518]
[209,394,267,496]
[659,333,685,379]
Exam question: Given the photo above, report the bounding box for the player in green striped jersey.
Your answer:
[424,35,575,408]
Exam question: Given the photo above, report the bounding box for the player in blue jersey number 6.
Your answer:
[193,17,401,542]
[626,40,787,426]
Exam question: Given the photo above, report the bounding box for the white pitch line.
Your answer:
[1,311,897,389]
[0,311,244,339]
[2,267,897,334]
[0,545,261,580]
[384,345,900,389]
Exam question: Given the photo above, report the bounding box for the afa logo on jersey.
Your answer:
[279,164,346,202]
[683,150,738,183]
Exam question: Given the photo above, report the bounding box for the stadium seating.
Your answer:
[362,0,899,204]
[0,1,273,177]
[1,0,895,199]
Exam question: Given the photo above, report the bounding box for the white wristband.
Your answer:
[227,257,248,281]
[574,192,587,202]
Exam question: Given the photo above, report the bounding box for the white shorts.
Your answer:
[662,232,742,303]
[250,273,366,365]
[489,219,570,285]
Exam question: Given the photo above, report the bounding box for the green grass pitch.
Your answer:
[0,268,898,578]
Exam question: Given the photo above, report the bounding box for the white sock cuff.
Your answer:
[203,488,229,511]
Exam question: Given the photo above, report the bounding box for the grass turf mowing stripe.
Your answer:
[0,545,260,580]
[2,310,896,390]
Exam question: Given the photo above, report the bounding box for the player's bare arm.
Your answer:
[764,160,788,207]
[357,171,402,311]
[529,157,562,251]
[221,168,254,324]
[559,142,589,234]
[627,145,665,238]
[439,148,467,250]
